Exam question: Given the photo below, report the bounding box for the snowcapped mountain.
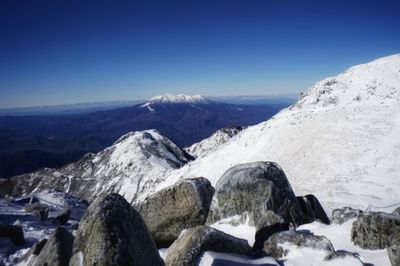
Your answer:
[157,54,400,213]
[0,130,192,203]
[143,93,208,105]
[184,126,242,158]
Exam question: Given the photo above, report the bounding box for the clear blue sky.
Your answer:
[1,0,399,108]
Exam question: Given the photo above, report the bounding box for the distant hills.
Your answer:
[0,94,292,178]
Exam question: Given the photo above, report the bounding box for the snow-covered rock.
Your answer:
[184,126,242,158]
[158,53,400,214]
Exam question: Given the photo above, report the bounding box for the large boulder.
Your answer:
[0,223,25,245]
[24,202,49,221]
[135,177,214,247]
[296,194,330,225]
[32,227,74,266]
[70,193,164,266]
[332,207,363,224]
[263,230,334,259]
[165,226,252,266]
[388,232,400,266]
[206,161,304,227]
[351,212,400,249]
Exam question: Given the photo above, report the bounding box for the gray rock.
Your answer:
[392,207,400,216]
[324,250,364,265]
[0,223,25,245]
[70,193,164,266]
[51,208,71,225]
[206,161,304,227]
[296,194,330,225]
[32,227,74,266]
[24,202,49,221]
[135,177,214,247]
[165,226,252,266]
[263,230,334,259]
[388,232,400,266]
[332,207,363,224]
[252,223,290,254]
[351,212,400,249]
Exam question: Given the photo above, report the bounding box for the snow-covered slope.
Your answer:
[184,126,242,158]
[158,54,400,213]
[0,130,192,203]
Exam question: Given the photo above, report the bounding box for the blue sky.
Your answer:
[1,0,400,108]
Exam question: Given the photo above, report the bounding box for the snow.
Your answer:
[156,53,400,214]
[198,251,279,265]
[141,93,208,106]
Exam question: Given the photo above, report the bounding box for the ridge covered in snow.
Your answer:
[142,93,208,106]
[157,54,400,213]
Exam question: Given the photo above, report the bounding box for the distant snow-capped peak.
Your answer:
[142,93,208,106]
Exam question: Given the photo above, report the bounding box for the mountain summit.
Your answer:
[143,94,208,106]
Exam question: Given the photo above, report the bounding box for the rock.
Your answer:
[296,194,330,225]
[51,208,71,225]
[18,239,48,265]
[252,223,290,254]
[24,202,49,221]
[263,230,334,259]
[351,212,400,249]
[165,226,252,266]
[206,161,304,227]
[0,223,25,245]
[332,207,363,224]
[388,232,400,266]
[324,250,364,265]
[392,207,400,215]
[32,227,74,266]
[135,177,214,247]
[70,193,164,266]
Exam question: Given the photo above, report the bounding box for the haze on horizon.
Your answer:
[1,0,400,108]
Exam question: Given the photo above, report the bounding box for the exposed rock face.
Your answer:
[351,212,400,249]
[296,194,330,225]
[263,230,334,259]
[332,207,363,224]
[388,232,400,266]
[24,202,49,221]
[165,226,252,266]
[206,161,304,227]
[0,224,25,245]
[252,223,290,254]
[32,227,74,266]
[70,193,164,266]
[135,177,214,247]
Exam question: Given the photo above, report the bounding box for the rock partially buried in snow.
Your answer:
[0,224,25,245]
[135,177,214,248]
[252,223,290,255]
[332,206,363,224]
[263,230,334,259]
[70,193,164,266]
[27,227,74,266]
[206,161,304,227]
[164,226,252,266]
[351,212,400,249]
[24,202,49,221]
[296,194,330,225]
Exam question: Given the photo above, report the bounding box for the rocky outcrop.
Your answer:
[24,202,49,221]
[351,212,400,249]
[136,177,214,247]
[32,227,74,266]
[392,207,400,216]
[206,161,304,227]
[165,226,252,266]
[70,193,164,266]
[296,194,330,225]
[388,232,400,266]
[0,224,25,245]
[332,207,363,224]
[252,223,290,254]
[263,230,334,259]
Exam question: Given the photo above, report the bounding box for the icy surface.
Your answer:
[158,54,400,213]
